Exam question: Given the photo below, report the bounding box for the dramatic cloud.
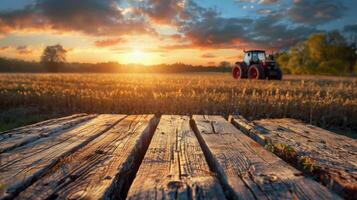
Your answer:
[287,0,343,25]
[257,9,273,14]
[344,24,357,33]
[16,45,32,54]
[259,0,279,5]
[181,17,247,47]
[178,6,253,48]
[0,0,151,36]
[176,5,316,50]
[136,0,186,24]
[94,38,125,47]
[248,13,317,49]
[0,0,350,56]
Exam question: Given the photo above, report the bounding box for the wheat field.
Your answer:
[0,73,356,134]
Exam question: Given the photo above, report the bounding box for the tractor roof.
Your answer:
[245,50,266,53]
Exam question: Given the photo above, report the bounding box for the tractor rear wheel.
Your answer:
[268,68,283,80]
[276,68,283,80]
[232,63,248,79]
[248,65,265,80]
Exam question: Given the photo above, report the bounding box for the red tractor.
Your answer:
[232,50,282,80]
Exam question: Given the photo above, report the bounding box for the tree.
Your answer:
[41,44,67,72]
[219,61,231,68]
[276,31,357,75]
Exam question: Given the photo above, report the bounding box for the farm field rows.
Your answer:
[0,73,356,137]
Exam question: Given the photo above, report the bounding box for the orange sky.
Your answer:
[0,31,244,66]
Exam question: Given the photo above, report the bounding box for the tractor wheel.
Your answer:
[232,63,248,79]
[268,68,283,80]
[248,65,265,80]
[276,68,283,80]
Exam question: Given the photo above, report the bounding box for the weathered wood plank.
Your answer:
[193,115,340,200]
[0,114,125,199]
[231,116,357,199]
[0,114,97,154]
[0,114,88,135]
[127,115,226,200]
[15,115,158,200]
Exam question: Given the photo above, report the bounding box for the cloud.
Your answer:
[16,45,32,54]
[207,61,215,66]
[0,0,331,53]
[201,53,216,58]
[178,7,253,48]
[344,24,357,33]
[235,0,257,3]
[169,34,184,41]
[287,0,343,25]
[259,0,279,5]
[94,38,124,47]
[176,5,316,50]
[257,9,273,14]
[247,13,317,49]
[0,46,9,51]
[0,0,151,36]
[235,0,279,5]
[135,0,186,24]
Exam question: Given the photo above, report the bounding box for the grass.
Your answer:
[0,106,62,132]
[265,143,318,174]
[265,143,298,161]
[0,73,356,135]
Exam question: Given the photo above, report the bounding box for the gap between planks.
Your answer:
[127,115,226,200]
[15,115,159,200]
[191,115,340,200]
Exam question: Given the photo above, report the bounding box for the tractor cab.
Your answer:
[243,50,266,66]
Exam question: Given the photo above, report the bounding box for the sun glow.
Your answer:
[131,49,145,59]
[125,49,154,65]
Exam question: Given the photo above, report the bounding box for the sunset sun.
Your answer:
[131,49,145,60]
[125,49,156,65]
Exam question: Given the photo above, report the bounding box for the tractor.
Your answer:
[232,50,282,80]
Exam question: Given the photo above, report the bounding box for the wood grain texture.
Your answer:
[193,115,339,200]
[231,115,357,199]
[0,114,97,154]
[0,114,124,200]
[127,115,226,200]
[16,115,158,200]
[0,114,88,135]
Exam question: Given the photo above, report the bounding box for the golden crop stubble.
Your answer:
[0,73,356,129]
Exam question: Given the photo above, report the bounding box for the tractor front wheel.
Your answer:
[248,65,265,80]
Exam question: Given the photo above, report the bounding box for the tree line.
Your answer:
[276,31,357,75]
[0,58,232,73]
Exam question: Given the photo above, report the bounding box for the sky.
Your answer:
[0,0,356,65]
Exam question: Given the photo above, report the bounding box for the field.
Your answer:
[0,73,356,136]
